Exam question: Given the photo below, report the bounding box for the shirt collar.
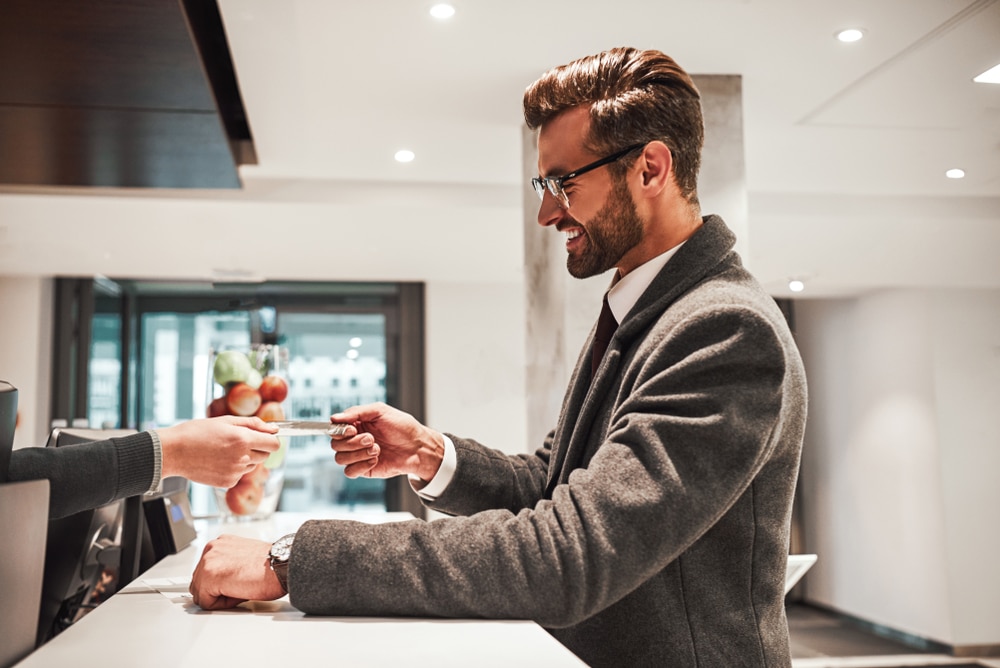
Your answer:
[606,242,685,323]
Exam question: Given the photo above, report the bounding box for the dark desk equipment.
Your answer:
[0,480,49,668]
[0,380,15,482]
[36,427,141,646]
[143,482,197,556]
[35,427,198,647]
[0,381,50,668]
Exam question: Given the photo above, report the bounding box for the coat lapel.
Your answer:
[544,216,737,496]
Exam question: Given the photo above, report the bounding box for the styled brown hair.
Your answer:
[523,47,703,204]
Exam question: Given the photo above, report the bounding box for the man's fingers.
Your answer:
[333,441,379,465]
[190,585,245,610]
[331,402,387,427]
[343,457,378,479]
[327,423,357,439]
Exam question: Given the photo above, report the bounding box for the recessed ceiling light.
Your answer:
[394,149,415,163]
[788,280,805,293]
[430,3,455,19]
[946,168,966,179]
[349,337,362,348]
[973,63,1000,84]
[836,28,865,43]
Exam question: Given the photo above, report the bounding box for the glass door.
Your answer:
[53,278,425,519]
[277,312,387,513]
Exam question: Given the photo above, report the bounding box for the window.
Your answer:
[51,279,426,519]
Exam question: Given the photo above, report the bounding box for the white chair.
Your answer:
[785,554,818,595]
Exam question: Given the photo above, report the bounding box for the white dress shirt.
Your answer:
[412,243,684,500]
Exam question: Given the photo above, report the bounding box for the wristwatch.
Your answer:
[269,533,295,593]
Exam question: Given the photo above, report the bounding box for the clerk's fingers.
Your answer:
[248,449,270,466]
[224,415,280,436]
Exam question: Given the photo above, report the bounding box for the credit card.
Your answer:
[271,421,351,437]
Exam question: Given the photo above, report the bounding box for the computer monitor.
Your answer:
[36,427,142,647]
[0,380,16,482]
[34,426,197,648]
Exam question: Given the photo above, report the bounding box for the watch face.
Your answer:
[271,534,294,562]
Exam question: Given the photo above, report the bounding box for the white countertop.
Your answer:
[17,511,586,667]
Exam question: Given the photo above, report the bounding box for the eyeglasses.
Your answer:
[531,143,646,209]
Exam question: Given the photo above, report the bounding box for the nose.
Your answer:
[536,190,566,228]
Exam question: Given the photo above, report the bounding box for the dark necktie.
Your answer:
[591,294,618,380]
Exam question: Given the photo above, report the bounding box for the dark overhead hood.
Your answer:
[0,0,256,189]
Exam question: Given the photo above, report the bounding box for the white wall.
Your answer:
[0,276,54,449]
[931,289,1000,646]
[0,182,523,284]
[796,288,1000,648]
[425,279,527,453]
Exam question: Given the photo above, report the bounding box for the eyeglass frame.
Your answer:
[531,142,647,209]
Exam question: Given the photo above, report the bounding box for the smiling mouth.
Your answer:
[564,228,583,249]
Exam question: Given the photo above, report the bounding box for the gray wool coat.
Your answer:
[291,215,808,667]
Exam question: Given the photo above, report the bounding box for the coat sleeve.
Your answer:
[7,432,156,519]
[288,301,794,629]
[425,429,554,516]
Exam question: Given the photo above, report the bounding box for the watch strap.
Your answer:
[269,533,295,594]
[272,560,290,593]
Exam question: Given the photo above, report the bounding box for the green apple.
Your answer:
[245,368,263,390]
[213,350,252,386]
[264,436,289,468]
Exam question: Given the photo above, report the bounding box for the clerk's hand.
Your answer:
[329,402,445,482]
[190,534,286,610]
[158,416,280,489]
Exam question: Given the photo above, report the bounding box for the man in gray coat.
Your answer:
[191,47,807,667]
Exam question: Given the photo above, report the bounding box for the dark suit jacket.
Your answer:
[292,215,807,667]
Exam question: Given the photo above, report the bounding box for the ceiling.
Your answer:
[0,0,998,298]
[217,0,1000,196]
[0,0,254,188]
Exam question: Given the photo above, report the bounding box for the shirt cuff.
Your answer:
[409,434,456,501]
[146,430,164,494]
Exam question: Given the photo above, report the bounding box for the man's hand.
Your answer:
[158,416,280,489]
[329,402,445,481]
[190,534,286,610]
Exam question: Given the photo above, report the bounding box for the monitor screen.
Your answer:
[0,380,16,482]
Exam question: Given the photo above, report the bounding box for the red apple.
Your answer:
[256,401,285,422]
[226,382,262,416]
[246,463,270,484]
[258,375,288,403]
[225,477,263,515]
[207,396,229,417]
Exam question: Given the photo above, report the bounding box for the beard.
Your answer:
[566,177,644,279]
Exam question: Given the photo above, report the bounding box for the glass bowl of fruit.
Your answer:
[206,344,290,521]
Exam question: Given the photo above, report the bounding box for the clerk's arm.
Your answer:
[8,416,279,519]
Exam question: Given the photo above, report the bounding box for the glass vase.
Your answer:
[206,344,290,521]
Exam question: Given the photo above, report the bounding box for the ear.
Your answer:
[636,141,673,197]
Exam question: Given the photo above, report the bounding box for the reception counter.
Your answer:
[16,511,586,667]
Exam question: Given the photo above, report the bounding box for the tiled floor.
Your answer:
[788,604,1000,668]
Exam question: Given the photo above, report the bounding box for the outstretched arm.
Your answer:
[8,416,280,519]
